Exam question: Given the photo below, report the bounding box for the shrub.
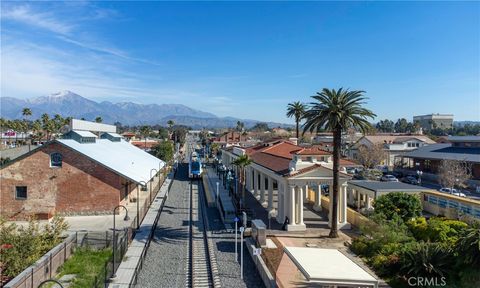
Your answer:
[408,217,468,245]
[399,242,454,278]
[373,192,422,222]
[0,216,68,281]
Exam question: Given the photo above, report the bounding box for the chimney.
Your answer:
[289,137,298,145]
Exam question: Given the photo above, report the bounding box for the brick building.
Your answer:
[0,130,164,220]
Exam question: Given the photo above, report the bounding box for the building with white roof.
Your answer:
[1,129,165,220]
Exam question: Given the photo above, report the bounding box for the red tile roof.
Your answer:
[295,146,331,156]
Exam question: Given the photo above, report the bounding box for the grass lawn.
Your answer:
[56,247,112,288]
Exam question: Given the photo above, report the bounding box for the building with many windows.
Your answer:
[413,113,454,131]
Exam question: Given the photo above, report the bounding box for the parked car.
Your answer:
[439,187,457,194]
[402,175,419,185]
[438,187,467,197]
[452,192,467,197]
[381,174,399,182]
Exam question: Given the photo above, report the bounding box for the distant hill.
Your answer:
[0,90,292,129]
[454,121,480,127]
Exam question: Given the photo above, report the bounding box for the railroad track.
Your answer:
[186,178,221,288]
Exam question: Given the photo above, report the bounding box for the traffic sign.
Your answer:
[233,217,240,222]
[239,226,245,233]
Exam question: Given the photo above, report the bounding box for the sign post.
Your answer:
[239,226,245,279]
[233,216,240,259]
[216,182,220,208]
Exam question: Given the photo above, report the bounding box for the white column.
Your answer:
[304,184,309,203]
[366,195,372,209]
[260,173,266,204]
[254,169,259,197]
[357,191,362,210]
[290,185,296,225]
[298,187,304,225]
[268,177,274,211]
[313,184,322,212]
[341,184,348,224]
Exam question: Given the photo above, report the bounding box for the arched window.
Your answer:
[50,152,62,168]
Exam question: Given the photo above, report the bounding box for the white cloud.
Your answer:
[1,5,73,35]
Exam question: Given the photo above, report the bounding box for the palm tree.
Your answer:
[303,88,375,238]
[167,120,174,130]
[139,125,152,149]
[286,101,306,138]
[95,116,103,123]
[232,154,253,208]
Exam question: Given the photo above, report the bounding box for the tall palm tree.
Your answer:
[232,154,253,208]
[167,120,174,130]
[303,88,375,238]
[286,101,306,139]
[139,125,152,149]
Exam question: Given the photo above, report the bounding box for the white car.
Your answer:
[452,192,467,197]
[381,175,399,182]
[439,187,458,194]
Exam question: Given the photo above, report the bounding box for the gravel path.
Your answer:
[135,164,190,288]
[136,163,264,288]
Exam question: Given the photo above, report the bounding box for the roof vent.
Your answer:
[101,132,122,142]
[63,130,97,143]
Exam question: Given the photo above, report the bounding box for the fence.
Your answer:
[4,166,171,288]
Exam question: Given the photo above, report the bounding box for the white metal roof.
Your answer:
[73,130,98,137]
[284,247,378,287]
[56,138,164,184]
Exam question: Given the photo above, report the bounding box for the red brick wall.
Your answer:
[0,142,130,220]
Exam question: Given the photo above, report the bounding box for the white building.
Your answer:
[349,135,436,168]
[221,139,357,231]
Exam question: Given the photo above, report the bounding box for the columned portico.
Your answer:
[220,141,353,232]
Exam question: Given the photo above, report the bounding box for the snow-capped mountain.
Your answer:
[0,91,216,125]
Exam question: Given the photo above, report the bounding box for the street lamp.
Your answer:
[137,181,147,230]
[112,205,130,278]
[150,168,158,202]
[38,279,64,288]
[416,170,423,186]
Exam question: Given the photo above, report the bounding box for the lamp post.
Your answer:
[38,279,64,288]
[216,181,220,208]
[112,205,130,278]
[137,181,147,230]
[150,168,158,203]
[416,170,423,186]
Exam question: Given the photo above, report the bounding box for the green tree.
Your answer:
[286,101,306,138]
[232,154,253,208]
[139,125,152,149]
[394,118,409,133]
[375,119,394,133]
[152,141,174,162]
[373,192,422,222]
[95,116,103,123]
[236,121,245,132]
[167,120,174,130]
[250,122,269,132]
[303,88,375,238]
[21,107,32,137]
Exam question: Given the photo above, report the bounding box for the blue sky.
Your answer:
[1,1,479,123]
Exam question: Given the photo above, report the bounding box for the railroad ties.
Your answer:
[186,179,221,288]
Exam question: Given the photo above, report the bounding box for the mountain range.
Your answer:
[0,91,292,129]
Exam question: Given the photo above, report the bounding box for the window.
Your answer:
[50,152,62,168]
[15,186,27,199]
